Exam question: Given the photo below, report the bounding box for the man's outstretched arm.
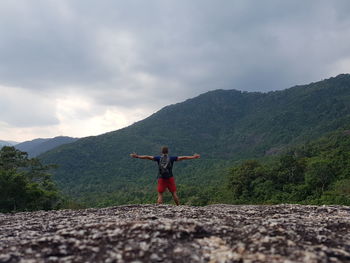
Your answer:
[130,153,154,160]
[177,154,200,161]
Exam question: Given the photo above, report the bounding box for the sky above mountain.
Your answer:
[1,0,350,141]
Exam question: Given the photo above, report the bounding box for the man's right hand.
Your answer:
[193,154,200,159]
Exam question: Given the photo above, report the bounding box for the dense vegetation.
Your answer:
[0,146,61,212]
[228,129,350,205]
[38,74,350,206]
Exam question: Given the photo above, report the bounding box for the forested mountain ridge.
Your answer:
[0,140,18,147]
[228,129,350,205]
[15,136,78,157]
[39,74,350,206]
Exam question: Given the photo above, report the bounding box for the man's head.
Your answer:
[161,146,169,154]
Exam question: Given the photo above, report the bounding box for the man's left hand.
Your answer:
[130,153,138,158]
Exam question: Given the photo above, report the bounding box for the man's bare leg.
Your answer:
[171,192,180,205]
[157,192,163,204]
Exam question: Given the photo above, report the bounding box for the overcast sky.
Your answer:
[1,0,350,142]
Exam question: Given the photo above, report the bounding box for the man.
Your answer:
[130,146,200,205]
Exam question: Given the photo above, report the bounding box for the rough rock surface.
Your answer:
[0,204,350,263]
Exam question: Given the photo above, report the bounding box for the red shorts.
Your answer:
[157,177,177,193]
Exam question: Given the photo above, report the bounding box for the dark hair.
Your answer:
[161,146,169,154]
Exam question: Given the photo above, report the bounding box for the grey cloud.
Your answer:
[0,88,59,127]
[1,0,350,112]
[0,5,104,88]
[118,0,350,93]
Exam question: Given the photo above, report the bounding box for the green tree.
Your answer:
[0,146,28,170]
[0,146,60,213]
[276,154,306,185]
[305,158,335,194]
[229,160,269,202]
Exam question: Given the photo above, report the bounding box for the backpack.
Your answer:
[158,155,172,178]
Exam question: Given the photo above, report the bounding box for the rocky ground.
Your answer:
[0,204,350,263]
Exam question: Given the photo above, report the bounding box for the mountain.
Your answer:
[40,74,350,206]
[16,136,79,157]
[0,140,18,147]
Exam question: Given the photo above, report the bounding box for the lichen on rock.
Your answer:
[0,204,350,262]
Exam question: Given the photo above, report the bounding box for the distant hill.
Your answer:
[40,74,350,206]
[0,140,18,148]
[16,136,79,157]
